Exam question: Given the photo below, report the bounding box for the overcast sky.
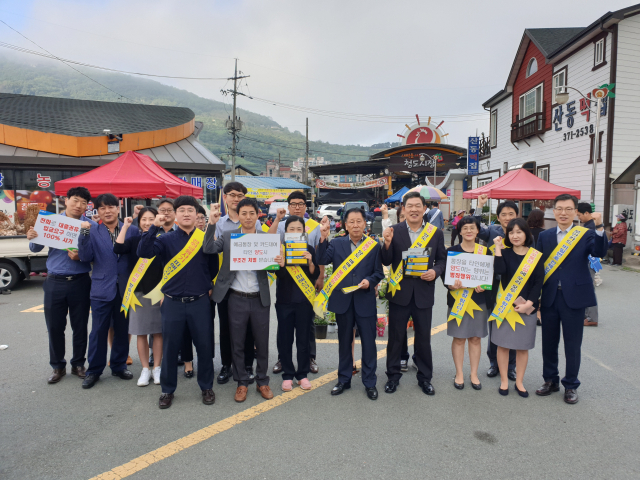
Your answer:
[0,0,633,148]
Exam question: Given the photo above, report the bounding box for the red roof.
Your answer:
[55,150,203,199]
[463,168,581,200]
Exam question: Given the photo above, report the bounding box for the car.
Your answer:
[0,236,48,290]
[316,204,342,220]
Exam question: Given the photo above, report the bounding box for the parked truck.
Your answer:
[0,236,48,290]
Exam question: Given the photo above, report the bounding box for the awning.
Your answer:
[463,168,581,200]
[54,150,203,199]
[384,186,409,203]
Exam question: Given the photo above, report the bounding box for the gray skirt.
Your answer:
[128,294,162,335]
[447,303,489,339]
[490,311,537,350]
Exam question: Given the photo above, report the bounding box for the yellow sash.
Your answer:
[313,236,378,318]
[305,218,320,233]
[120,257,155,317]
[287,266,317,305]
[388,223,438,296]
[447,244,487,326]
[144,228,205,304]
[543,226,588,283]
[489,247,542,330]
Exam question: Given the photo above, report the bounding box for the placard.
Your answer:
[285,233,308,265]
[32,211,82,250]
[229,233,280,271]
[444,252,494,289]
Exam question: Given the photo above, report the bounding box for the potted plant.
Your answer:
[326,311,337,333]
[315,315,329,339]
[376,315,388,337]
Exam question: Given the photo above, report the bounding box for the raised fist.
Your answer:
[154,214,167,227]
[493,236,503,249]
[26,226,38,240]
[380,203,388,217]
[320,215,330,227]
[320,221,330,240]
[383,227,394,246]
[209,203,221,224]
[276,208,286,220]
[133,204,143,218]
[592,212,602,225]
[478,194,489,207]
[81,221,91,230]
[123,217,133,227]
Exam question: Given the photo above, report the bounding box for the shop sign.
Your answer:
[315,178,387,189]
[388,148,461,172]
[178,176,187,182]
[246,188,302,200]
[553,96,607,131]
[191,177,202,188]
[107,141,120,153]
[37,173,51,188]
[467,137,479,175]
[205,177,217,190]
[0,172,3,188]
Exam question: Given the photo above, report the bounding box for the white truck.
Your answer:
[0,236,48,290]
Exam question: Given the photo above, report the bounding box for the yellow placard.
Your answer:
[341,285,361,294]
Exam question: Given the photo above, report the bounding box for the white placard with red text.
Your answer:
[32,211,82,250]
[444,252,494,289]
[229,233,281,271]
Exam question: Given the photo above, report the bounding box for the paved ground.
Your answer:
[1,265,639,479]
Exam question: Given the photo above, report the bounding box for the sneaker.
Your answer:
[297,378,312,390]
[137,368,151,387]
[282,380,293,392]
[152,367,161,385]
[400,360,409,372]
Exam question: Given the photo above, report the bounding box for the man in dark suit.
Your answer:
[380,192,447,396]
[204,198,274,403]
[316,208,384,400]
[535,194,607,404]
[79,193,137,389]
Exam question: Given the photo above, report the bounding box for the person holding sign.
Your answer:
[204,198,275,403]
[316,208,384,400]
[380,191,446,396]
[27,186,94,384]
[491,219,544,397]
[443,216,492,391]
[274,216,320,392]
[535,194,608,405]
[113,208,164,387]
[136,196,219,409]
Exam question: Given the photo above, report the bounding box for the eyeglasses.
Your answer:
[158,208,174,214]
[554,208,575,214]
[288,202,306,207]
[226,193,245,200]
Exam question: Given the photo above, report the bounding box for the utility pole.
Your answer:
[222,59,250,181]
[276,152,281,177]
[303,117,309,184]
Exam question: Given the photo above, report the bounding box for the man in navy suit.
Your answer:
[535,194,607,404]
[79,193,137,389]
[316,208,384,400]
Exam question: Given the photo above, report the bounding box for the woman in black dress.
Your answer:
[492,218,544,397]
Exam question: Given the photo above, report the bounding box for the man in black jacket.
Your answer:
[381,192,447,396]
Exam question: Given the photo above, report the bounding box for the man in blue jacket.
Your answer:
[316,208,384,400]
[79,193,137,389]
[535,194,607,404]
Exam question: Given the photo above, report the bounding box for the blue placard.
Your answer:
[467,137,479,175]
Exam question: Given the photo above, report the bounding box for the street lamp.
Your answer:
[555,85,603,207]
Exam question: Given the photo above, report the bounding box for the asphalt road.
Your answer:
[1,265,639,480]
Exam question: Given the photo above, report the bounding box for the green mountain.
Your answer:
[0,57,394,172]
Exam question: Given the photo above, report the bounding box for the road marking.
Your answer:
[21,304,44,313]
[89,322,447,480]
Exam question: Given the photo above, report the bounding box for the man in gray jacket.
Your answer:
[204,198,277,403]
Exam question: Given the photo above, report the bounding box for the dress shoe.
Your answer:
[234,386,248,402]
[487,366,499,377]
[471,378,482,391]
[419,381,435,396]
[149,353,154,367]
[366,386,378,400]
[202,389,216,405]
[515,385,529,398]
[112,369,133,380]
[331,382,351,396]
[177,353,184,366]
[82,374,100,389]
[126,355,133,366]
[184,368,194,378]
[535,381,560,396]
[499,387,509,396]
[71,365,86,379]
[47,368,66,384]
[310,358,319,374]
[564,388,578,404]
[273,360,283,374]
[159,393,174,409]
[217,365,232,384]
[400,360,408,372]
[584,319,598,327]
[507,369,517,381]
[352,365,359,376]
[257,384,274,400]
[246,366,255,384]
[384,380,399,394]
[453,377,464,390]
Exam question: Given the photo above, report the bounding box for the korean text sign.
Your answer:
[444,252,494,289]
[467,137,479,175]
[32,211,82,250]
[229,233,280,271]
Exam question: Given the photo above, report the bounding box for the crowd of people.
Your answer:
[28,182,609,408]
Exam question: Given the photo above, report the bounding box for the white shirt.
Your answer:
[555,225,603,286]
[229,227,260,293]
[407,221,425,244]
[215,214,261,240]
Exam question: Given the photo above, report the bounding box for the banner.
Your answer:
[32,211,82,250]
[316,178,387,190]
[246,188,303,200]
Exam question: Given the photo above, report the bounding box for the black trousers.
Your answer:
[217,293,255,368]
[387,295,433,384]
[181,300,216,363]
[160,295,214,394]
[612,243,624,265]
[487,322,516,370]
[336,300,377,388]
[275,302,311,380]
[450,227,460,246]
[43,274,91,369]
[541,289,584,389]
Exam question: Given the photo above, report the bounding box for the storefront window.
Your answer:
[13,170,62,220]
[0,169,16,223]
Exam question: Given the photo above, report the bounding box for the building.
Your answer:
[263,160,292,178]
[0,94,224,221]
[474,4,640,225]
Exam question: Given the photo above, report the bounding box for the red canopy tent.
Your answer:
[55,150,203,199]
[463,168,581,200]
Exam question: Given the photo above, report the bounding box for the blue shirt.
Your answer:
[136,224,218,297]
[29,213,94,276]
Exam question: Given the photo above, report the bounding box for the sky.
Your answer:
[0,0,634,148]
